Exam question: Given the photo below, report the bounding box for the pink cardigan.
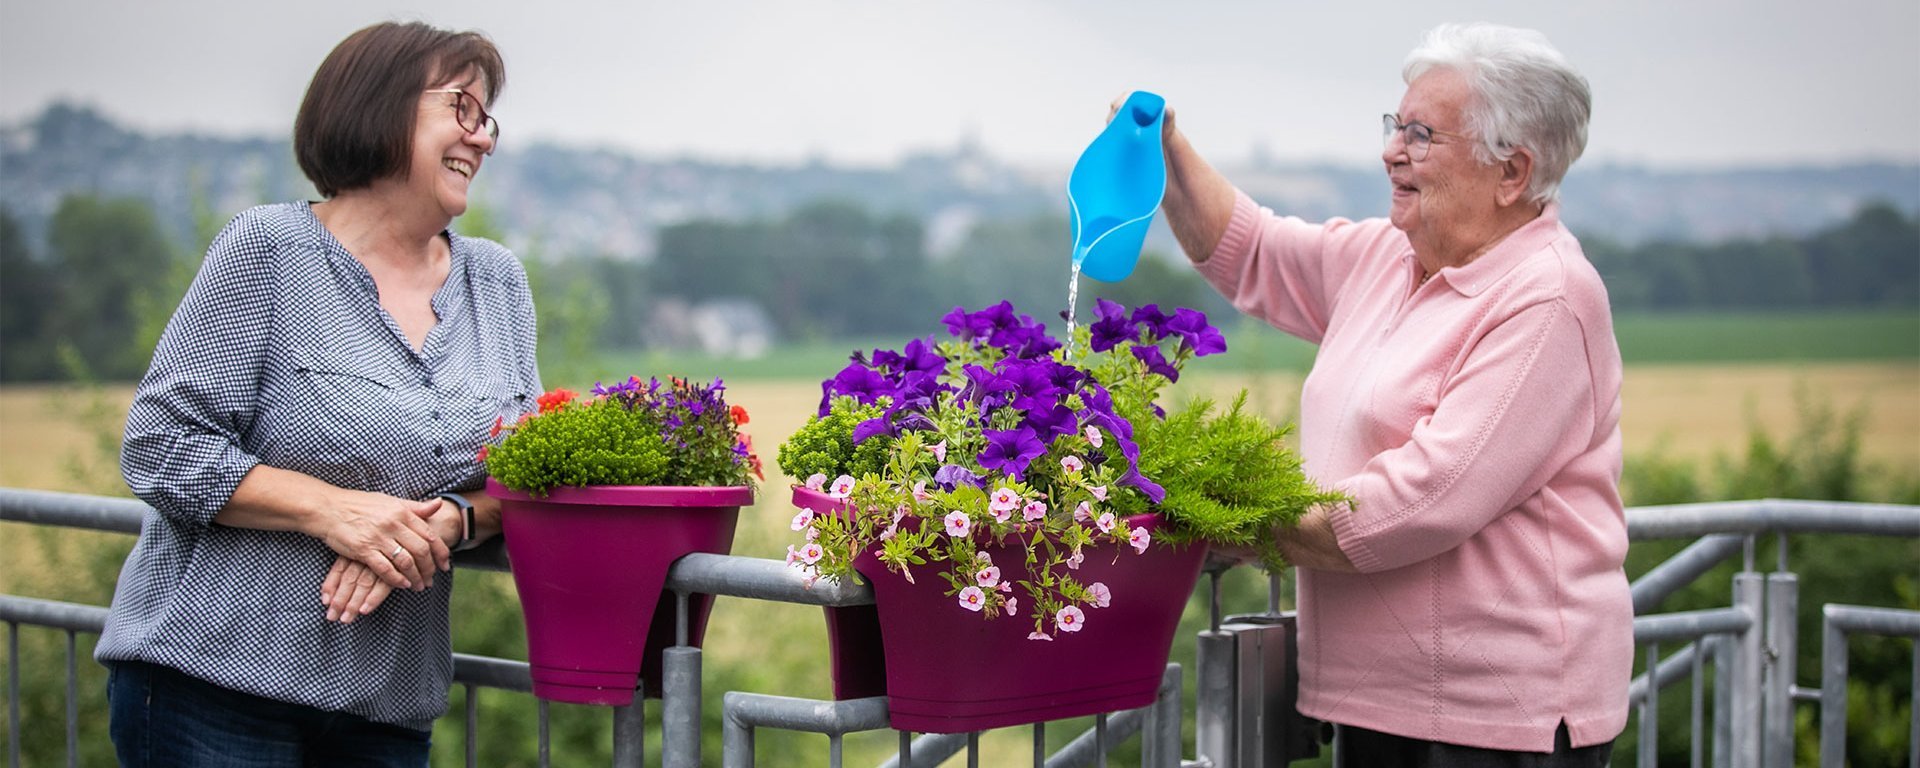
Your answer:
[1197,190,1632,751]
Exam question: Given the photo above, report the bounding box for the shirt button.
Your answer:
[422,376,434,387]
[432,411,443,420]
[434,446,445,457]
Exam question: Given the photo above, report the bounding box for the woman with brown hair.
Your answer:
[98,21,537,764]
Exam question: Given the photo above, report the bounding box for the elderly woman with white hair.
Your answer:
[1148,22,1628,764]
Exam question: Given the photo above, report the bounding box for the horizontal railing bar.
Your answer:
[1626,498,1920,540]
[1,596,537,698]
[876,732,968,768]
[0,488,144,534]
[1634,607,1752,645]
[721,691,891,734]
[1047,705,1148,767]
[669,553,874,607]
[1824,604,1920,636]
[453,653,532,692]
[1628,637,1716,705]
[0,596,107,633]
[1630,533,1747,614]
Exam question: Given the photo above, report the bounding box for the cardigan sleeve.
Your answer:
[1329,297,1601,572]
[119,212,277,527]
[1194,189,1399,344]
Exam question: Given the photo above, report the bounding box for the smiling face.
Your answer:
[1384,68,1509,266]
[409,72,496,220]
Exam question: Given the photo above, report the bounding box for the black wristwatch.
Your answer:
[435,492,479,551]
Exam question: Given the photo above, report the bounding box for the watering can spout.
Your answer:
[1068,90,1168,283]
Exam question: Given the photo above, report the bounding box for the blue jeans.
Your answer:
[106,660,430,767]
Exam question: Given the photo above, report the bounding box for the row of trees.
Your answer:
[1,194,1914,382]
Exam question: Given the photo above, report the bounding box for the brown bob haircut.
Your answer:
[294,22,505,198]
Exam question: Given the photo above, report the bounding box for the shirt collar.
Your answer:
[1427,202,1568,297]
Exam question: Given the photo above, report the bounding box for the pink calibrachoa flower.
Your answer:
[1089,582,1112,608]
[1085,425,1104,448]
[1096,511,1117,534]
[1056,605,1086,632]
[1060,455,1084,474]
[1129,526,1151,554]
[800,542,825,564]
[911,480,931,503]
[958,586,987,612]
[1005,596,1017,615]
[1074,501,1092,522]
[975,565,1001,588]
[789,509,814,531]
[944,510,972,538]
[928,439,948,462]
[784,545,801,566]
[1022,500,1047,522]
[805,473,828,491]
[1066,549,1084,570]
[806,526,820,541]
[829,474,856,498]
[989,487,1020,514]
[1027,631,1054,641]
[990,504,1013,524]
[1089,485,1109,501]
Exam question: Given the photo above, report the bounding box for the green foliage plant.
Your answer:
[484,376,761,496]
[776,300,1341,639]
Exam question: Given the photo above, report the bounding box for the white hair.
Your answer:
[1404,23,1591,204]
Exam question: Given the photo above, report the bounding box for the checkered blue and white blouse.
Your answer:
[97,202,540,731]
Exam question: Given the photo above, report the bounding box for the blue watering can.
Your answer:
[1068,90,1167,283]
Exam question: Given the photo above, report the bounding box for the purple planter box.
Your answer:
[794,486,1206,733]
[489,480,751,706]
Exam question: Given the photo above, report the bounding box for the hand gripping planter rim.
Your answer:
[795,485,1207,733]
[488,479,751,705]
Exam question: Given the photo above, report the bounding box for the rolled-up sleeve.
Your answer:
[120,215,277,527]
[1330,298,1598,572]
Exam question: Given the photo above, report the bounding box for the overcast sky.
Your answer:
[3,0,1916,169]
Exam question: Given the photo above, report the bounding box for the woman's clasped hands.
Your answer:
[317,490,461,622]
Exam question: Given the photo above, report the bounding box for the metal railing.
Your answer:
[6,488,1919,767]
[1624,499,1920,768]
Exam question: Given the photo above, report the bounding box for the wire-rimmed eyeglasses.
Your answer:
[1382,113,1467,162]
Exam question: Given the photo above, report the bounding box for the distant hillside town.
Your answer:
[4,103,1917,261]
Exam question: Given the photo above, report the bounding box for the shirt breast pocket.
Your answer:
[272,347,413,487]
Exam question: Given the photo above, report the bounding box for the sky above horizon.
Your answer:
[3,1,1916,170]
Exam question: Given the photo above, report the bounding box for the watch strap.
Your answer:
[435,492,479,551]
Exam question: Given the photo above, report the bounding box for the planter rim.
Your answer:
[790,483,1167,531]
[487,478,755,507]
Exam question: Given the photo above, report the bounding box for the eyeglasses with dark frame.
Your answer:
[1382,113,1468,162]
[425,88,499,155]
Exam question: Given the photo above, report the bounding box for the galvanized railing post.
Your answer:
[1819,608,1847,768]
[1640,641,1660,768]
[1194,568,1233,768]
[612,689,645,768]
[1764,570,1799,768]
[1731,569,1765,768]
[663,590,701,768]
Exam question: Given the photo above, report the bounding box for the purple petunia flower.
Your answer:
[1087,299,1139,353]
[818,364,894,416]
[1167,308,1228,357]
[1131,345,1180,383]
[1131,304,1175,340]
[934,463,984,490]
[978,427,1047,481]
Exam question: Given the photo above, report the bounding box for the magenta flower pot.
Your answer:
[795,486,1207,733]
[489,479,751,706]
